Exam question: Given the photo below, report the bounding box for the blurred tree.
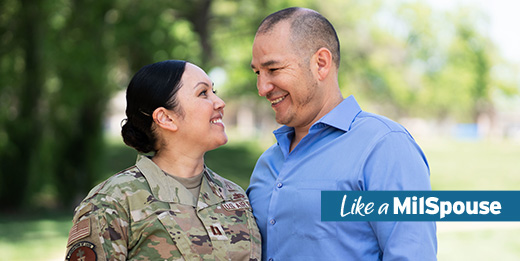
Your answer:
[0,0,517,211]
[415,6,509,123]
[47,0,114,207]
[445,10,494,122]
[0,0,274,210]
[329,1,517,122]
[0,0,46,209]
[110,0,207,72]
[0,0,223,210]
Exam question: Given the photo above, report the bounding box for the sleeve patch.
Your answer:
[66,241,97,261]
[67,218,91,246]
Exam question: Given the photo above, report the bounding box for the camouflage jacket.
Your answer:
[65,156,261,260]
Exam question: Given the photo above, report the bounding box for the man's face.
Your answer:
[251,22,325,129]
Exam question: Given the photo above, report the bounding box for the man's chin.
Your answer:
[275,115,293,126]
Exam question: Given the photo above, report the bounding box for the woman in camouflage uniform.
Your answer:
[65,60,261,261]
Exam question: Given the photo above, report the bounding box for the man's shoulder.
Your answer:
[256,142,282,160]
[354,111,408,133]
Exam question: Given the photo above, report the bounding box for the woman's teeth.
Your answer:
[211,119,223,124]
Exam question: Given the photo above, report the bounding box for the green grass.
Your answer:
[420,138,520,260]
[1,138,518,260]
[422,138,520,190]
[0,212,71,260]
[437,223,520,261]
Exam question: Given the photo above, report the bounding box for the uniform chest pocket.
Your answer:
[199,202,259,260]
[158,203,259,260]
[157,206,208,260]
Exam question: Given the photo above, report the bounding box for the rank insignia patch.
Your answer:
[208,223,228,241]
[66,241,97,261]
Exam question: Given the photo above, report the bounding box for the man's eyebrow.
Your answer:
[251,60,280,69]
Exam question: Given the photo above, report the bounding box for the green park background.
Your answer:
[1,0,519,260]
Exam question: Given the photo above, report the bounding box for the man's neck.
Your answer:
[289,130,306,152]
[289,94,343,152]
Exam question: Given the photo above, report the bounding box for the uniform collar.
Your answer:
[135,155,227,208]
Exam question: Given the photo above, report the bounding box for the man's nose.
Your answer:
[257,74,274,97]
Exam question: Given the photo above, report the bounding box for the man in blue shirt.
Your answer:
[247,7,437,261]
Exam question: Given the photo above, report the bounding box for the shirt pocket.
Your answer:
[292,179,338,239]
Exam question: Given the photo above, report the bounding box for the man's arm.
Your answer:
[362,131,437,260]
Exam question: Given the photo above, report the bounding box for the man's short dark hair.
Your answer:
[257,7,341,68]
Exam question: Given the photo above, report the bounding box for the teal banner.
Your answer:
[321,191,520,221]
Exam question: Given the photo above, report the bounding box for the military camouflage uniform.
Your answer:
[65,156,261,260]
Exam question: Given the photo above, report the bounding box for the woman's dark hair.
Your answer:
[121,60,187,153]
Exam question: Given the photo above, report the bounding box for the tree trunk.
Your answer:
[0,0,44,211]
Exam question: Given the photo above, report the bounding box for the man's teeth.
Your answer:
[211,119,223,124]
[270,96,284,105]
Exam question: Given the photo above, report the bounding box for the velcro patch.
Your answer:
[76,203,93,220]
[221,200,251,211]
[232,193,246,200]
[225,182,237,192]
[67,218,91,246]
[66,241,97,261]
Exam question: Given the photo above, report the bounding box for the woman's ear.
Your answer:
[313,47,332,81]
[152,107,178,132]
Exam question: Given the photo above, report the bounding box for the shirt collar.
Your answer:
[273,95,362,138]
[316,95,362,132]
[135,155,225,208]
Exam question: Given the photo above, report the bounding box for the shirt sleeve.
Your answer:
[361,131,438,260]
[65,194,129,261]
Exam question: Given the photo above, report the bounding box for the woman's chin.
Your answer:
[208,135,228,151]
[218,135,229,146]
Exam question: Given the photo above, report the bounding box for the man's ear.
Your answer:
[313,47,333,81]
[152,107,178,132]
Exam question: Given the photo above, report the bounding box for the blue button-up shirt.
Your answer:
[247,96,437,260]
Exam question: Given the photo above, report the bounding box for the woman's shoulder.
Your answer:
[84,165,150,201]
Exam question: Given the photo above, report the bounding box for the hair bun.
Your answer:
[122,60,187,154]
[121,120,154,153]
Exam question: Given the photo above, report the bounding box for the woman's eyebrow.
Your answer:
[193,81,214,89]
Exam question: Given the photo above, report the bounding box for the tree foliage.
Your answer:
[0,0,517,210]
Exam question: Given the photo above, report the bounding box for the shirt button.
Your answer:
[270,219,276,225]
[268,258,274,261]
[277,182,283,188]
